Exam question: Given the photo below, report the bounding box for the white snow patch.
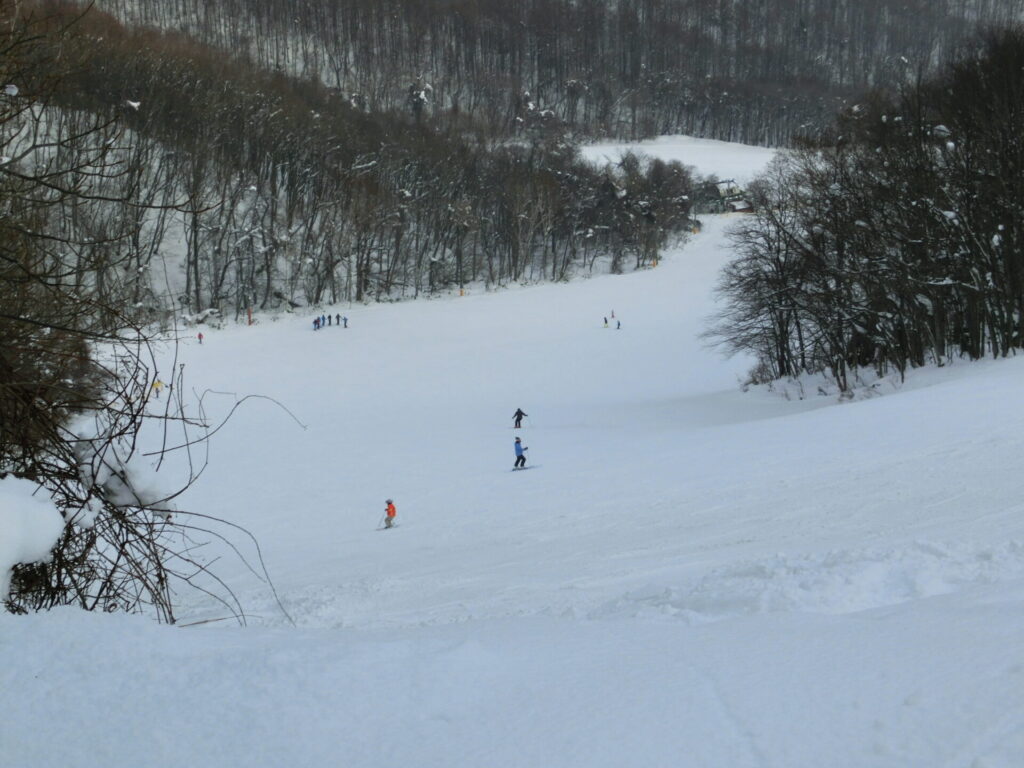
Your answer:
[593,541,1024,623]
[580,135,778,184]
[0,477,64,600]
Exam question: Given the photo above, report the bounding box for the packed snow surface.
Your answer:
[5,143,1024,767]
[580,134,778,183]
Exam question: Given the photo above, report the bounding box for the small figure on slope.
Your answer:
[513,408,528,429]
[151,379,164,400]
[514,437,528,469]
[384,499,397,529]
[197,332,204,344]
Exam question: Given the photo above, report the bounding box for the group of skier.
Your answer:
[382,309,633,527]
[512,408,529,469]
[313,313,348,331]
[378,308,630,526]
[382,408,531,531]
[376,309,622,528]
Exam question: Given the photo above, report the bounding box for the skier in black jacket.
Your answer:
[513,408,528,429]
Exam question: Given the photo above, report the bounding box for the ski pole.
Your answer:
[378,514,386,529]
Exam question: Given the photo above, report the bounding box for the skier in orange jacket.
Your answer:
[384,499,397,529]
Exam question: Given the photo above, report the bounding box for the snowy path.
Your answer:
[5,212,1024,767]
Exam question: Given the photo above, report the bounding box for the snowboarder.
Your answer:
[513,408,528,429]
[513,437,528,469]
[197,332,204,344]
[384,499,397,529]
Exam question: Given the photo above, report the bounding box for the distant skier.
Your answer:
[335,313,341,326]
[513,408,528,429]
[603,316,608,328]
[617,320,621,330]
[342,315,348,328]
[152,379,164,399]
[327,314,332,326]
[384,499,397,529]
[513,437,528,469]
[611,310,615,319]
[320,314,327,328]
[313,317,320,331]
[197,332,204,344]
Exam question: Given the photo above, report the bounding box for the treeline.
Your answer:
[707,27,1024,391]
[93,0,1024,145]
[1,1,255,620]
[22,3,695,320]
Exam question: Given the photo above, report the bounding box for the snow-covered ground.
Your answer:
[580,134,778,183]
[0,478,64,601]
[5,142,1024,767]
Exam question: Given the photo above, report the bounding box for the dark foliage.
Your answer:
[14,6,697,316]
[92,0,1024,145]
[1,2,278,622]
[707,27,1024,390]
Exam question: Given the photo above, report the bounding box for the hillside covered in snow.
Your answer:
[4,198,1024,765]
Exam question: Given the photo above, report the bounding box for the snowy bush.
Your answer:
[706,28,1024,391]
[0,478,64,602]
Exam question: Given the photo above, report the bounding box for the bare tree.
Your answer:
[1,1,284,624]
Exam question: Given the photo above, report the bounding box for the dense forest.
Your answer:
[1,2,704,326]
[94,0,1024,145]
[6,0,1015,326]
[707,28,1024,392]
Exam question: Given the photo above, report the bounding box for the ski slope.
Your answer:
[580,134,778,183]
[5,165,1024,765]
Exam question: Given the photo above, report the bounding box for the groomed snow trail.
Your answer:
[5,210,1024,767]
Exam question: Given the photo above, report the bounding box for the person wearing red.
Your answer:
[384,499,397,529]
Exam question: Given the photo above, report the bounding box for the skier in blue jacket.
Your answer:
[513,437,528,469]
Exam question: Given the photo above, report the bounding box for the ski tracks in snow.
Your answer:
[589,540,1024,626]
[938,664,1024,768]
[691,664,770,768]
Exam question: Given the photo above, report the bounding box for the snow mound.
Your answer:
[0,477,64,600]
[592,541,1024,623]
